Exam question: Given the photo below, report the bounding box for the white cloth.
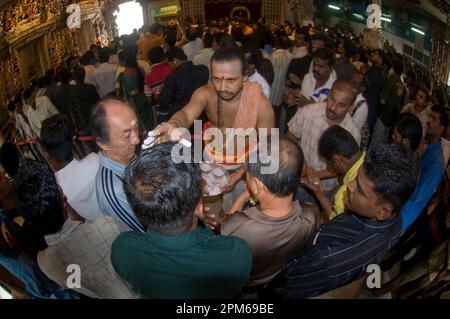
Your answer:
[291,46,309,59]
[301,70,337,102]
[288,102,361,191]
[401,103,429,136]
[182,38,204,61]
[248,70,271,99]
[92,63,119,98]
[55,152,102,221]
[38,217,139,299]
[25,96,59,137]
[351,93,369,132]
[269,49,292,106]
[83,65,97,85]
[193,47,215,73]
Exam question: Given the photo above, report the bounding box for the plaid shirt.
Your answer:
[288,102,361,191]
[37,217,139,299]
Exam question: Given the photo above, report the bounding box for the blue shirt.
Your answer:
[274,212,401,299]
[401,141,446,233]
[95,154,145,233]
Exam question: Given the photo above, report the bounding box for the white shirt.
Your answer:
[351,93,369,132]
[83,65,97,85]
[183,38,204,61]
[25,96,59,137]
[291,46,309,59]
[288,102,361,191]
[55,152,102,221]
[301,70,337,102]
[248,70,271,99]
[92,63,119,98]
[269,49,292,105]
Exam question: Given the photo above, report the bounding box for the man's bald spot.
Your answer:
[278,137,304,174]
[331,80,357,104]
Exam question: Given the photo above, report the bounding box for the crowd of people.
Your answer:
[0,18,449,299]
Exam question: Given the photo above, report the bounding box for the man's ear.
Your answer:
[375,202,394,222]
[96,139,110,152]
[401,137,411,150]
[331,154,344,168]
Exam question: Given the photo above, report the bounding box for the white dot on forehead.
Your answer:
[131,120,137,127]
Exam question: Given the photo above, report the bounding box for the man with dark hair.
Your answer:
[193,32,215,72]
[92,48,119,98]
[391,112,423,153]
[371,58,405,148]
[282,47,337,133]
[269,34,292,121]
[67,67,100,134]
[288,80,361,203]
[144,46,172,104]
[365,49,386,135]
[401,87,431,135]
[303,125,365,221]
[138,22,163,63]
[13,160,138,299]
[156,47,274,211]
[90,98,145,232]
[400,105,449,233]
[23,83,59,138]
[243,45,271,99]
[265,143,419,299]
[205,137,318,288]
[40,114,101,221]
[156,46,209,122]
[182,26,204,61]
[111,142,252,298]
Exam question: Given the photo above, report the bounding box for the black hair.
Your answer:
[148,46,165,64]
[72,67,86,84]
[275,35,291,50]
[313,47,335,67]
[166,46,187,61]
[164,32,177,48]
[22,86,35,101]
[150,23,162,35]
[319,125,359,160]
[66,56,77,68]
[392,58,404,75]
[80,51,93,66]
[185,27,199,42]
[123,142,201,236]
[393,113,423,152]
[90,99,112,145]
[203,32,213,48]
[211,47,247,75]
[40,114,74,164]
[13,160,66,235]
[246,137,303,197]
[212,32,226,47]
[99,48,111,64]
[431,104,449,129]
[242,45,263,69]
[363,143,419,213]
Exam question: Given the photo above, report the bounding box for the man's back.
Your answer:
[221,201,317,286]
[37,216,139,299]
[157,62,209,118]
[111,227,252,298]
[93,63,119,98]
[277,212,401,298]
[56,152,102,221]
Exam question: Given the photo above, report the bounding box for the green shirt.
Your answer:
[379,73,405,127]
[111,226,252,298]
